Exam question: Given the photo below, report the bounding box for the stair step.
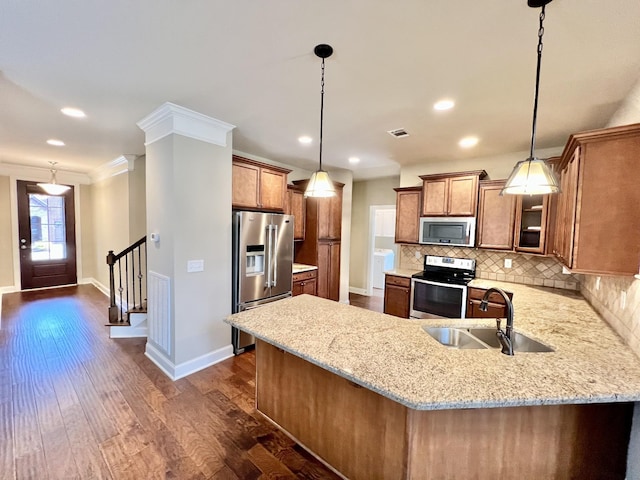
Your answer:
[105,321,131,327]
[127,306,147,314]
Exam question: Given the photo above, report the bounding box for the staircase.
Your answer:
[106,236,148,338]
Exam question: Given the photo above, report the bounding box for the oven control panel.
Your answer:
[425,255,475,271]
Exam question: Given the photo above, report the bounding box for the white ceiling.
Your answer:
[1,0,639,180]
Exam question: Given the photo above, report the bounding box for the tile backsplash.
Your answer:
[399,245,581,290]
[581,275,640,356]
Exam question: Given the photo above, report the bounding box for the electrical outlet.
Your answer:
[596,276,601,291]
[621,291,626,310]
[415,251,422,259]
[504,259,512,269]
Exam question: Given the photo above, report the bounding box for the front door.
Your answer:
[17,180,77,289]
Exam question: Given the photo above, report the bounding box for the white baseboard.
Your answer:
[0,285,18,294]
[110,325,148,338]
[349,286,369,296]
[145,342,235,381]
[83,277,110,297]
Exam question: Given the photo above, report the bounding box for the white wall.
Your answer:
[349,177,400,292]
[399,146,563,187]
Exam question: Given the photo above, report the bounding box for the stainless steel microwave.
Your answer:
[419,217,476,247]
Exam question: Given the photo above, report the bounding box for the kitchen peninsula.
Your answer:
[226,284,640,479]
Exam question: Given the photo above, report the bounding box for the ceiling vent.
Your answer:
[387,128,409,138]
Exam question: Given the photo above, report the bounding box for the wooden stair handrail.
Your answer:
[106,236,147,324]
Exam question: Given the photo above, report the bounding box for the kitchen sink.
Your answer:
[465,328,554,353]
[424,326,554,353]
[423,327,488,349]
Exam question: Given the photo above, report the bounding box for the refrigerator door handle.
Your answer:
[265,224,272,288]
[271,224,278,287]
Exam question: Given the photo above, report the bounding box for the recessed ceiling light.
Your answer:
[348,157,360,164]
[434,99,455,111]
[61,107,86,118]
[47,139,65,146]
[298,135,312,144]
[459,136,479,148]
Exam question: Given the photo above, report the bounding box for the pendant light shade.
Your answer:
[501,157,559,195]
[305,44,336,198]
[37,162,71,195]
[305,170,336,198]
[502,0,560,196]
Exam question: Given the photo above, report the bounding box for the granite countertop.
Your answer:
[292,263,318,274]
[225,282,640,411]
[383,268,421,278]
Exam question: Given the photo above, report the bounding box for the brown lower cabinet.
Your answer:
[383,274,411,318]
[292,270,317,296]
[256,340,632,480]
[316,242,340,301]
[466,287,513,319]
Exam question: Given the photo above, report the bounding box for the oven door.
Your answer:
[410,278,467,319]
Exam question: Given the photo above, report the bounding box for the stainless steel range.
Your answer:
[410,255,476,319]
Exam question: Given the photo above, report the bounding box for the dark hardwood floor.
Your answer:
[348,290,383,313]
[0,285,340,479]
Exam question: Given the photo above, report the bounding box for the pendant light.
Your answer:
[501,0,560,195]
[37,161,71,195]
[305,44,336,198]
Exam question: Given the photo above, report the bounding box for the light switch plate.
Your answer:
[187,259,204,273]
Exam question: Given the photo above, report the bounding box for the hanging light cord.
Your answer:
[529,4,546,160]
[319,57,326,172]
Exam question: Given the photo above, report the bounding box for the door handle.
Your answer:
[265,225,272,288]
[271,224,278,287]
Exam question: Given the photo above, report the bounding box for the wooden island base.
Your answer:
[256,340,633,480]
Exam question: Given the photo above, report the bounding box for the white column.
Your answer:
[137,102,236,379]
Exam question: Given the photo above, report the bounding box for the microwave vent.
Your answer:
[387,128,410,138]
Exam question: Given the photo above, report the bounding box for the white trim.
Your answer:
[89,155,137,183]
[81,277,110,297]
[0,286,19,294]
[349,286,368,295]
[137,102,235,147]
[0,163,90,184]
[145,342,234,381]
[110,324,148,338]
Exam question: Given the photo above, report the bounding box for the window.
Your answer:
[29,194,67,261]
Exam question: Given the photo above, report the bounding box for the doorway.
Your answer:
[367,205,396,297]
[17,180,77,289]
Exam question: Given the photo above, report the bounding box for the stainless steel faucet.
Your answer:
[479,287,514,356]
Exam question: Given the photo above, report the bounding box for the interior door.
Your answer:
[17,180,77,289]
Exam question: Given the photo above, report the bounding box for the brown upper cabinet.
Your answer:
[232,155,291,212]
[476,180,516,250]
[513,157,559,255]
[552,123,640,275]
[513,194,550,254]
[394,187,422,244]
[285,185,306,241]
[292,179,344,301]
[293,179,343,241]
[420,170,487,216]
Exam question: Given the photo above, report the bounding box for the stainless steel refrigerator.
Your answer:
[232,211,294,354]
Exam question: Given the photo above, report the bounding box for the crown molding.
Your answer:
[89,154,137,183]
[137,102,235,147]
[0,162,91,184]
